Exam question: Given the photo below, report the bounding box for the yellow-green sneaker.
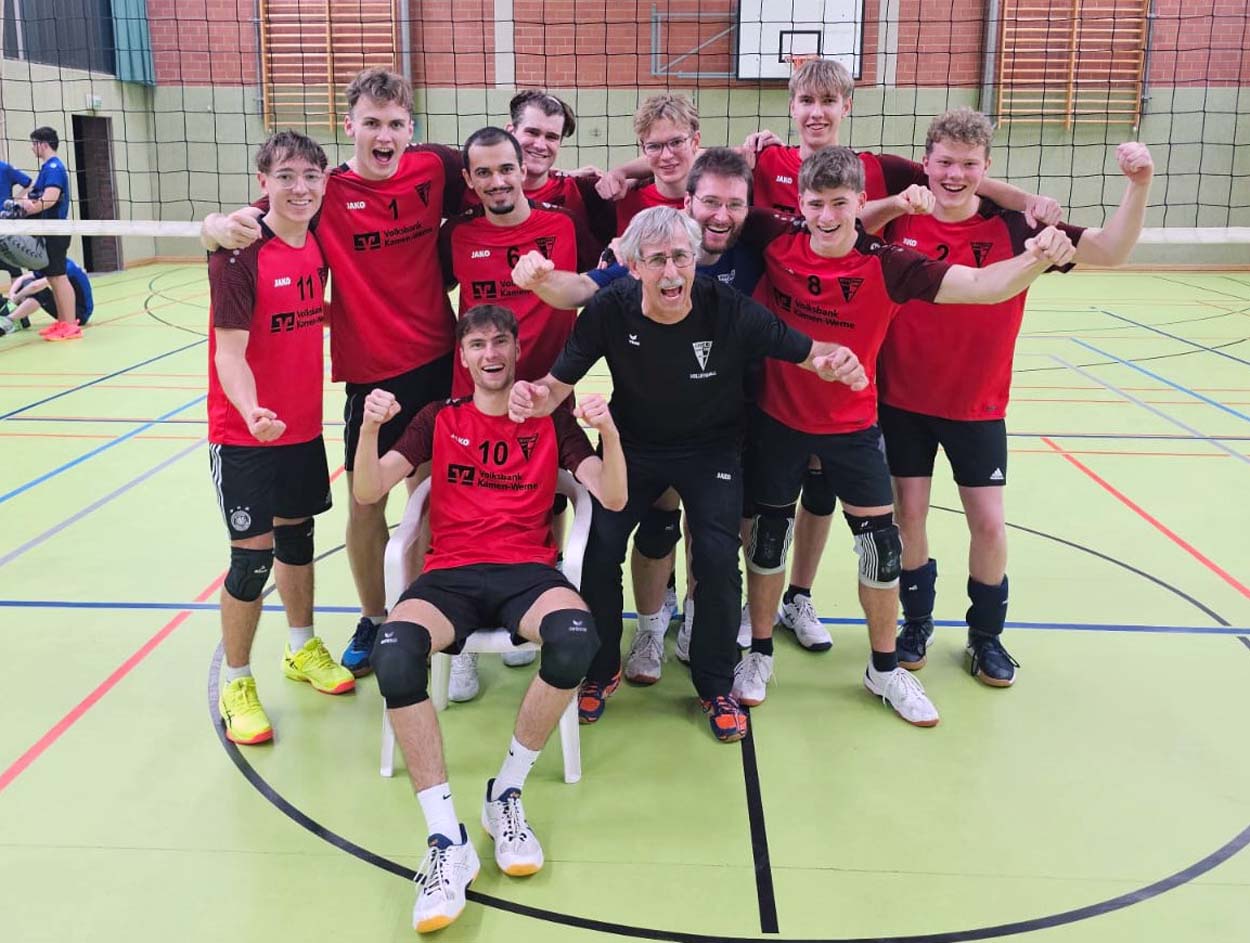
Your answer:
[219,677,273,744]
[282,637,356,694]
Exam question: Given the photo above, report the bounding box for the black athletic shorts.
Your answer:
[879,402,1007,488]
[745,410,893,510]
[42,235,70,277]
[398,562,577,653]
[33,284,89,324]
[342,354,453,471]
[209,435,332,540]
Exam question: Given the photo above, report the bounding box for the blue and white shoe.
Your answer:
[341,616,379,677]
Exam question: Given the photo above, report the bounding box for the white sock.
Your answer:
[366,614,385,626]
[493,737,541,797]
[224,663,252,683]
[637,609,668,635]
[416,783,460,842]
[288,626,314,650]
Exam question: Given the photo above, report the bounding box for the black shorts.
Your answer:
[42,235,70,277]
[342,354,453,471]
[209,435,332,540]
[745,410,893,510]
[33,284,89,324]
[399,562,577,653]
[879,402,1007,488]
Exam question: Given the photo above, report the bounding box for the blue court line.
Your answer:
[1070,338,1250,425]
[1098,308,1250,368]
[0,599,1245,636]
[0,439,204,568]
[0,337,206,421]
[0,395,206,506]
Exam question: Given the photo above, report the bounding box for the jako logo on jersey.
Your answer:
[353,231,382,251]
[775,175,793,184]
[517,434,538,460]
[346,201,366,210]
[470,249,490,259]
[273,276,291,287]
[628,333,640,347]
[471,280,498,300]
[971,241,994,267]
[692,341,713,370]
[717,472,732,481]
[447,464,476,485]
[449,433,470,446]
[902,237,918,247]
[838,277,864,302]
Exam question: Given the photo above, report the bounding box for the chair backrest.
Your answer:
[382,468,592,610]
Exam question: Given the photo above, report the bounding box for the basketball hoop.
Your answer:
[783,53,820,74]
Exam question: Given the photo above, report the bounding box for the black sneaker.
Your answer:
[340,616,380,677]
[896,618,933,670]
[966,633,1019,687]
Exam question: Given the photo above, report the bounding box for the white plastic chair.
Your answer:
[379,469,591,784]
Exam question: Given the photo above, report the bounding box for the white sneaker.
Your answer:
[778,594,833,651]
[412,824,481,933]
[732,651,773,707]
[0,315,14,336]
[661,583,679,628]
[623,628,665,684]
[737,604,752,648]
[674,596,694,663]
[481,779,544,876]
[863,665,940,727]
[448,653,480,702]
[501,648,537,667]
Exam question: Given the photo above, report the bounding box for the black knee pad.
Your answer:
[634,506,682,559]
[372,620,432,708]
[224,546,273,602]
[845,512,902,588]
[800,466,837,516]
[746,503,796,575]
[273,519,315,566]
[538,609,599,689]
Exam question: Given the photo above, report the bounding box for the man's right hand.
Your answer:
[247,406,286,442]
[508,380,550,422]
[361,389,400,431]
[512,251,555,290]
[205,209,263,251]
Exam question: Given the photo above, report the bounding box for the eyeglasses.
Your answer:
[640,135,691,157]
[640,250,695,271]
[694,195,748,214]
[269,170,326,189]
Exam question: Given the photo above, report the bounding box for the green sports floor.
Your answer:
[1,264,1249,943]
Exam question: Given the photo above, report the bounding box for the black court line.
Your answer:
[739,710,779,933]
[1016,337,1250,373]
[143,270,210,336]
[208,637,1250,942]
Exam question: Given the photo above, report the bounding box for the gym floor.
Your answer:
[1,264,1248,942]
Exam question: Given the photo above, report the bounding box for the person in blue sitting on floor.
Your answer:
[0,257,93,337]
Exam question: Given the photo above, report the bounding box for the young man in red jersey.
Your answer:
[201,68,466,678]
[740,147,1076,721]
[438,126,599,697]
[207,131,354,746]
[352,305,626,934]
[612,94,703,235]
[870,108,1152,687]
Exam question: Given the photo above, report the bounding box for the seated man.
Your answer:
[0,257,93,336]
[352,304,626,934]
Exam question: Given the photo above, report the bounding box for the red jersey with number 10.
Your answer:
[751,146,927,215]
[392,399,594,571]
[755,228,949,434]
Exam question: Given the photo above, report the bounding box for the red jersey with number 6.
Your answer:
[392,399,595,571]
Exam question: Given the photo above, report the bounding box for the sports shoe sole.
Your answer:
[345,663,374,679]
[414,868,480,934]
[282,664,356,694]
[971,666,1015,688]
[861,677,940,728]
[897,653,927,671]
[223,722,273,745]
[779,621,833,653]
[624,667,661,685]
[480,813,544,876]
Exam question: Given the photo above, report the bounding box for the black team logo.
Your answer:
[838,277,864,302]
[971,241,994,267]
[317,265,329,286]
[535,236,557,258]
[269,312,296,333]
[447,464,475,485]
[517,434,539,460]
[415,182,431,206]
[471,280,498,300]
[773,289,792,313]
[353,231,382,251]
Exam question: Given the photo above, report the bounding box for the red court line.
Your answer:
[0,464,348,795]
[1041,437,1250,600]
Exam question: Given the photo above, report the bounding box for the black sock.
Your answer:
[899,558,938,624]
[966,575,1008,637]
[871,649,899,673]
[783,584,811,605]
[0,301,9,317]
[751,636,774,656]
[666,569,676,590]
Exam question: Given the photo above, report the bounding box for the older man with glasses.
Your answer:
[507,205,867,742]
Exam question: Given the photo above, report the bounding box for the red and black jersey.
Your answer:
[439,202,598,397]
[751,145,927,214]
[755,227,950,435]
[463,170,615,250]
[879,200,1085,421]
[282,144,464,385]
[207,224,328,446]
[614,183,686,236]
[392,398,595,571]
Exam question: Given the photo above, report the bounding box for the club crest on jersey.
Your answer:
[517,433,539,460]
[692,341,713,371]
[971,241,994,267]
[535,236,557,258]
[447,464,475,485]
[415,182,431,206]
[471,280,498,300]
[838,277,864,302]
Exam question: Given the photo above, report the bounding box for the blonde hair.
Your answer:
[925,107,993,157]
[345,68,413,114]
[633,94,700,139]
[788,58,854,101]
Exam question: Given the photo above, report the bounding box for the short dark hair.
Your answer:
[345,67,413,113]
[798,146,864,196]
[30,126,59,151]
[509,90,576,139]
[462,127,523,170]
[256,130,328,174]
[456,304,518,343]
[686,147,752,199]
